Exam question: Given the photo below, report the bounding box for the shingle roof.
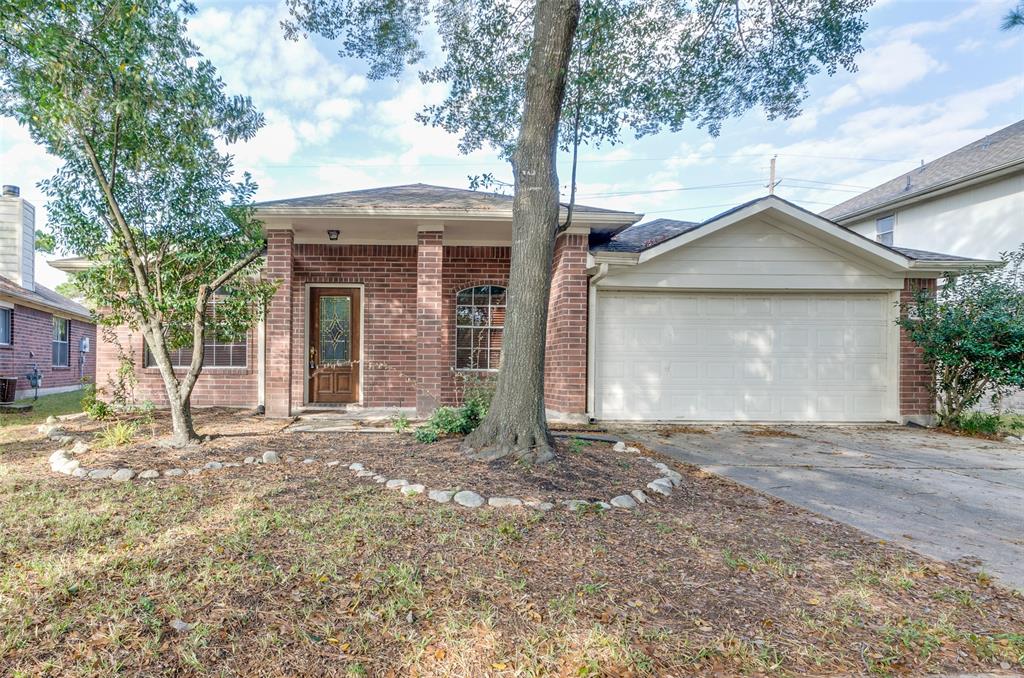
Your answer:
[0,275,91,319]
[822,119,1024,221]
[255,183,627,215]
[590,218,700,252]
[592,194,991,264]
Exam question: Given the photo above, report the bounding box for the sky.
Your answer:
[2,0,1023,289]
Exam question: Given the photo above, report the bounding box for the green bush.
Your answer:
[81,382,113,420]
[95,421,137,448]
[412,380,495,444]
[413,426,439,444]
[898,243,1024,425]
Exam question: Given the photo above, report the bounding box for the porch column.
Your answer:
[899,278,937,425]
[544,230,589,420]
[265,229,294,418]
[416,226,444,417]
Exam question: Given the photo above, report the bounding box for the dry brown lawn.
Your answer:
[1,409,1022,677]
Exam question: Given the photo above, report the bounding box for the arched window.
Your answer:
[455,285,506,370]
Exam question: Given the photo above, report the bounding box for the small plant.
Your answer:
[568,437,586,454]
[413,426,439,444]
[96,421,137,448]
[391,413,411,433]
[952,412,1002,436]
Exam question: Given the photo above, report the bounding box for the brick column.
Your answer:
[416,228,444,417]
[544,232,589,419]
[265,230,294,418]
[899,278,937,423]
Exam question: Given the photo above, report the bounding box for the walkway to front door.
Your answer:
[308,287,361,404]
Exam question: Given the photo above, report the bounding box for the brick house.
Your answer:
[55,185,994,424]
[0,185,96,400]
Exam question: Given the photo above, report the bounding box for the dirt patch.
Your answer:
[742,426,803,439]
[654,424,710,436]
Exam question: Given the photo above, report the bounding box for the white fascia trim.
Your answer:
[590,251,640,266]
[907,259,1004,273]
[635,196,911,270]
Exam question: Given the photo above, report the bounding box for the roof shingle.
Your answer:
[822,119,1024,221]
[0,275,91,319]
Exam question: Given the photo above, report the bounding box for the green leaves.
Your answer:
[898,244,1024,423]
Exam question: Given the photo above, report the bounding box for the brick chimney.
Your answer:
[0,185,36,291]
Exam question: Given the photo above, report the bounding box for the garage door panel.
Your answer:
[596,291,894,422]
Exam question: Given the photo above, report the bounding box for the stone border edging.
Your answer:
[41,418,684,512]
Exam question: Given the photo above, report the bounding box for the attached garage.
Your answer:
[594,290,897,421]
[586,196,986,424]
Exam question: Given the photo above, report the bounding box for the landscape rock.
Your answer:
[428,490,455,503]
[49,450,71,466]
[244,456,256,464]
[223,462,241,468]
[488,497,523,508]
[56,459,81,475]
[56,435,75,446]
[285,456,299,464]
[164,468,185,477]
[562,499,589,511]
[612,441,627,452]
[611,495,638,509]
[372,475,388,483]
[400,483,425,495]
[111,468,136,482]
[348,462,365,471]
[646,479,673,496]
[72,468,88,478]
[385,479,409,490]
[630,489,650,504]
[139,469,160,479]
[71,440,90,455]
[525,501,555,512]
[625,446,641,454]
[453,490,484,508]
[1005,435,1023,444]
[594,501,612,510]
[302,458,316,464]
[262,451,280,464]
[326,460,340,467]
[46,415,58,425]
[187,468,203,476]
[169,619,193,634]
[356,469,376,478]
[46,427,68,440]
[204,461,223,471]
[88,468,116,480]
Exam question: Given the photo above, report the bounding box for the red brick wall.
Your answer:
[899,278,937,418]
[291,244,419,408]
[0,304,96,396]
[441,246,511,406]
[544,233,589,415]
[95,322,259,408]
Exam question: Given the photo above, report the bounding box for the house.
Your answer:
[822,118,1024,259]
[0,185,96,400]
[56,184,995,424]
[824,119,1024,411]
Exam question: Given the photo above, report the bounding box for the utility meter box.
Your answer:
[80,336,90,353]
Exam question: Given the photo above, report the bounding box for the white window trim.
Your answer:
[876,214,895,246]
[52,315,70,367]
[0,306,11,346]
[455,285,506,372]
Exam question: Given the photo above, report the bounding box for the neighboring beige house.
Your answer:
[823,119,1023,260]
[824,119,1024,412]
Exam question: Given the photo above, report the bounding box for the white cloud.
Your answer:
[823,41,941,113]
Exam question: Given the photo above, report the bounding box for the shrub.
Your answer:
[898,243,1024,426]
[391,413,411,433]
[413,426,439,444]
[952,412,1002,436]
[96,421,137,448]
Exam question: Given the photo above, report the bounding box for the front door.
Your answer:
[308,287,360,404]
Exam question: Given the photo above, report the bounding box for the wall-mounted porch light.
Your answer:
[327,229,340,241]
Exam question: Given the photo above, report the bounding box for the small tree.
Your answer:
[898,245,1024,426]
[285,0,873,462]
[0,0,275,445]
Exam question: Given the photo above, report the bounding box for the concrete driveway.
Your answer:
[631,425,1024,591]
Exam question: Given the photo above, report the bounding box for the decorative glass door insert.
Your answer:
[319,295,352,365]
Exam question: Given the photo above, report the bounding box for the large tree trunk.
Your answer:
[142,325,201,446]
[462,0,581,464]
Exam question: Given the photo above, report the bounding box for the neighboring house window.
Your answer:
[455,285,506,370]
[143,299,247,368]
[876,214,895,246]
[0,307,11,346]
[52,317,69,367]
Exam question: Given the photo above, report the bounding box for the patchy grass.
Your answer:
[0,389,85,428]
[0,410,1022,676]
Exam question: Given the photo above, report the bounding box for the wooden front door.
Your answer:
[308,287,360,404]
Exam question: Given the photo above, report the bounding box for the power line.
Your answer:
[576,180,764,198]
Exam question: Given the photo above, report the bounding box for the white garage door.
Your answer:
[595,291,896,422]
